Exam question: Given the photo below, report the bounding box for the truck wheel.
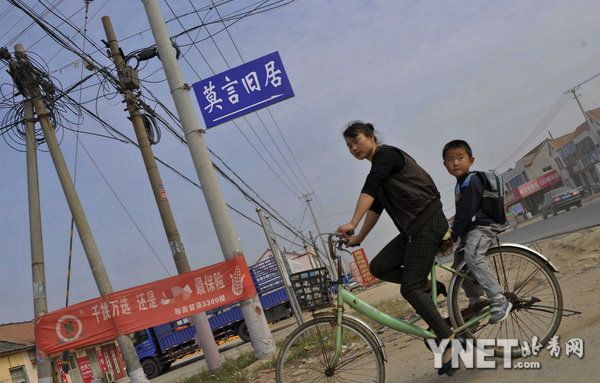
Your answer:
[161,361,173,372]
[142,358,160,379]
[237,321,251,342]
[577,202,582,208]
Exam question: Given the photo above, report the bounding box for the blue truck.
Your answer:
[131,257,292,378]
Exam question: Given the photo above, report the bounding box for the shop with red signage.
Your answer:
[505,169,563,218]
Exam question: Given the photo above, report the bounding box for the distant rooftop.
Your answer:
[0,321,35,346]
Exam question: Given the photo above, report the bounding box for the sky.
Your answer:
[2,0,600,323]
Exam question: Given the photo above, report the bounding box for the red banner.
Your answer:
[75,353,94,383]
[504,188,521,207]
[54,357,71,383]
[95,348,108,373]
[517,169,561,198]
[505,169,562,206]
[36,256,256,355]
[351,248,376,287]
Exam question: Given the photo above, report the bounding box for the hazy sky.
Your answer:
[2,0,600,323]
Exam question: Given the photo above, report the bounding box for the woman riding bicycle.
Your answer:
[337,121,456,375]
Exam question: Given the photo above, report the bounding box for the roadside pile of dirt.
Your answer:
[532,226,600,277]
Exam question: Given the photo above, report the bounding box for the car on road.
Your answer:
[539,186,583,219]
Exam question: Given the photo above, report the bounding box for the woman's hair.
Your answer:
[343,121,377,142]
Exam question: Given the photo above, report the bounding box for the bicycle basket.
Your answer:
[289,267,332,311]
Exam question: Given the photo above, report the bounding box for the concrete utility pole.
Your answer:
[141,0,275,358]
[308,229,330,273]
[571,88,600,143]
[256,208,304,326]
[101,16,221,370]
[571,89,594,127]
[304,195,336,276]
[24,100,52,383]
[12,44,150,383]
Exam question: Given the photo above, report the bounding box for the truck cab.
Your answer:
[132,318,198,379]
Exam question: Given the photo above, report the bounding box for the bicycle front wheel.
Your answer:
[449,246,563,357]
[276,316,385,383]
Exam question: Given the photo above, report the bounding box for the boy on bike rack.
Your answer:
[442,139,512,323]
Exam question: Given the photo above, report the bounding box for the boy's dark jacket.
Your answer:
[451,171,497,242]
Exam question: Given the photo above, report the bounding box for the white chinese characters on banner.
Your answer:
[203,62,284,114]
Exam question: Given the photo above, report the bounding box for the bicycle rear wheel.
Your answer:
[449,246,563,357]
[276,316,385,383]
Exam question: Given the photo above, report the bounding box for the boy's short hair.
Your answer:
[443,140,473,159]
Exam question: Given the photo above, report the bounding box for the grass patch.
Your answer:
[179,297,413,382]
[350,296,413,328]
[179,351,256,383]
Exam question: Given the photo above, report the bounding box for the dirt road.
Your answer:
[156,226,600,382]
[370,227,600,382]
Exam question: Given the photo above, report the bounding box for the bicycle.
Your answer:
[275,232,565,382]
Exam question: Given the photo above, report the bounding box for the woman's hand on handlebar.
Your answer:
[336,222,356,238]
[344,235,362,247]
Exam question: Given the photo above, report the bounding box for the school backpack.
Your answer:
[475,170,507,224]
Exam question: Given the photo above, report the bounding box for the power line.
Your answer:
[494,92,570,171]
[163,1,305,197]
[6,0,311,250]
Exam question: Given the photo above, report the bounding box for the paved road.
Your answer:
[500,197,600,244]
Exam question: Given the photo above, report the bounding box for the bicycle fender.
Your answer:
[311,312,387,361]
[489,243,560,273]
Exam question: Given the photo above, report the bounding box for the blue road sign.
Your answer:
[192,51,294,129]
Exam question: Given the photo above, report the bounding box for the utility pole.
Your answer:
[24,100,52,383]
[571,88,600,143]
[141,0,275,358]
[256,208,304,326]
[101,16,221,370]
[300,231,320,268]
[304,195,337,276]
[571,89,593,127]
[11,44,150,383]
[303,194,328,254]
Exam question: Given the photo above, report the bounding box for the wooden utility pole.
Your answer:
[11,44,149,383]
[101,16,221,371]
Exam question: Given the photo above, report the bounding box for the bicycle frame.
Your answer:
[327,245,490,369]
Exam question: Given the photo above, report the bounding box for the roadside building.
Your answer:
[559,110,600,187]
[0,321,37,383]
[502,136,570,217]
[255,248,317,272]
[502,106,600,220]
